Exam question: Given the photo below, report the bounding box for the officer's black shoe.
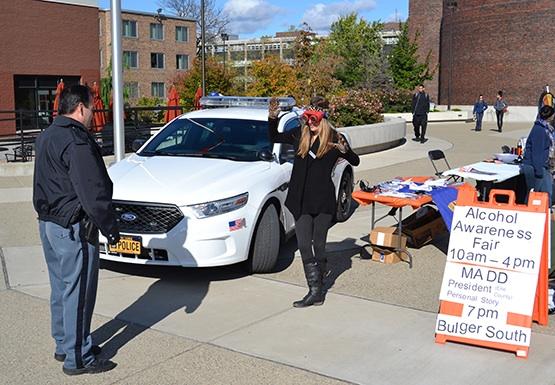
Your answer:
[55,345,102,362]
[62,359,117,376]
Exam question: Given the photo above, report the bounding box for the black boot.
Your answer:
[293,262,324,308]
[318,259,329,280]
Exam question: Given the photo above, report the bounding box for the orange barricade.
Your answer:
[435,184,549,358]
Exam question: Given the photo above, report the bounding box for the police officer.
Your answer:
[33,85,120,375]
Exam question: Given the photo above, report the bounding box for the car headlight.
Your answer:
[189,193,249,219]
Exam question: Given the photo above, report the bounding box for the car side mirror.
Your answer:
[132,138,146,152]
[258,149,275,162]
[279,148,296,163]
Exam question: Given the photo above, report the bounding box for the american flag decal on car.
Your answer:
[228,218,246,231]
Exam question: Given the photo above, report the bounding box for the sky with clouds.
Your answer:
[99,0,408,38]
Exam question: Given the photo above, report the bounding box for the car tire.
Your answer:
[335,170,353,222]
[247,204,280,273]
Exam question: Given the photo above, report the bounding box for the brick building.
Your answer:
[0,0,100,136]
[99,9,196,103]
[408,0,442,103]
[409,0,555,106]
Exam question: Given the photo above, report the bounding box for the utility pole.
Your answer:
[201,0,206,96]
[221,33,229,76]
[111,0,124,161]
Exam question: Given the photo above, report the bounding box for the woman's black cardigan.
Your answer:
[268,117,360,220]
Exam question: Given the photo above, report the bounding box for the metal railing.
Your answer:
[0,105,186,162]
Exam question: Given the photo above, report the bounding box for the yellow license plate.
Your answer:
[109,236,142,255]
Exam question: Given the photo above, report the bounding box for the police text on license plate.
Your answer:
[109,236,142,255]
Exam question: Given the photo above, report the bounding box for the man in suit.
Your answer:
[412,84,431,143]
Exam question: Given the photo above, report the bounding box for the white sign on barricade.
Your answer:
[435,195,547,358]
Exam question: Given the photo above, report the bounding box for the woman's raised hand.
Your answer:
[330,133,349,153]
[268,97,280,119]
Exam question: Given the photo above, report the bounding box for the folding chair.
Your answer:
[428,149,462,182]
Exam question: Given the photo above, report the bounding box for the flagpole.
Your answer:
[111,0,125,162]
[201,0,206,96]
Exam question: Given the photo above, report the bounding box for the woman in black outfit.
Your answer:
[268,97,360,308]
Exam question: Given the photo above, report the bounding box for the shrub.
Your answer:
[329,89,383,127]
[377,88,413,113]
[136,97,164,124]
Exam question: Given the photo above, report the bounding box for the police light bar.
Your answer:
[199,96,296,110]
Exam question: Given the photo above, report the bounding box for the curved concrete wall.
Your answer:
[337,116,406,155]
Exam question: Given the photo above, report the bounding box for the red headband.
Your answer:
[302,110,325,125]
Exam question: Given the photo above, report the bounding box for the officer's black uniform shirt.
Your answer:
[33,116,119,242]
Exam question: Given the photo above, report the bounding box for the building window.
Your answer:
[176,54,189,70]
[124,82,139,99]
[122,20,137,38]
[123,51,138,69]
[150,23,164,40]
[176,26,188,42]
[151,82,165,98]
[151,53,165,69]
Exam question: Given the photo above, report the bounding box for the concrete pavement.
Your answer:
[2,120,555,385]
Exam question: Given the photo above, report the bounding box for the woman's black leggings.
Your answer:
[295,213,332,265]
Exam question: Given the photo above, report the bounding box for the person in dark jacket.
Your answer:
[520,91,555,204]
[472,94,488,131]
[411,84,430,143]
[33,85,120,375]
[493,90,508,132]
[268,97,360,308]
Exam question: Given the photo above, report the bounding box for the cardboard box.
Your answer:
[399,206,447,248]
[370,226,407,249]
[371,245,402,264]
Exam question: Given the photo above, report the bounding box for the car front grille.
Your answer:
[113,201,184,234]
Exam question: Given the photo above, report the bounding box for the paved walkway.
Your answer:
[2,120,555,385]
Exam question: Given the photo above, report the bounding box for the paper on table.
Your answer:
[424,178,450,187]
[408,182,432,192]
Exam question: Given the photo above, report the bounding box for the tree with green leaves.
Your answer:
[292,23,342,105]
[173,57,239,110]
[388,22,434,90]
[326,13,383,88]
[246,56,299,98]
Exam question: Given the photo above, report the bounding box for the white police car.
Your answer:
[99,96,355,273]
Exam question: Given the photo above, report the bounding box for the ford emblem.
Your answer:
[121,212,138,222]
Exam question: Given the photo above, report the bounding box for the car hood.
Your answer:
[108,154,271,206]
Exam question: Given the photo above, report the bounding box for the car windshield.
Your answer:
[139,117,271,161]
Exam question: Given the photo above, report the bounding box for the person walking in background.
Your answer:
[411,84,430,143]
[520,91,555,204]
[473,95,488,131]
[268,96,360,308]
[494,90,508,132]
[33,85,120,375]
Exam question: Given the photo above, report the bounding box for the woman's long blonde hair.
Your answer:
[297,118,335,158]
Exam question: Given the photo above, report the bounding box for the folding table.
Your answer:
[352,177,434,268]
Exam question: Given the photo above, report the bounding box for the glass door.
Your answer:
[37,89,52,128]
